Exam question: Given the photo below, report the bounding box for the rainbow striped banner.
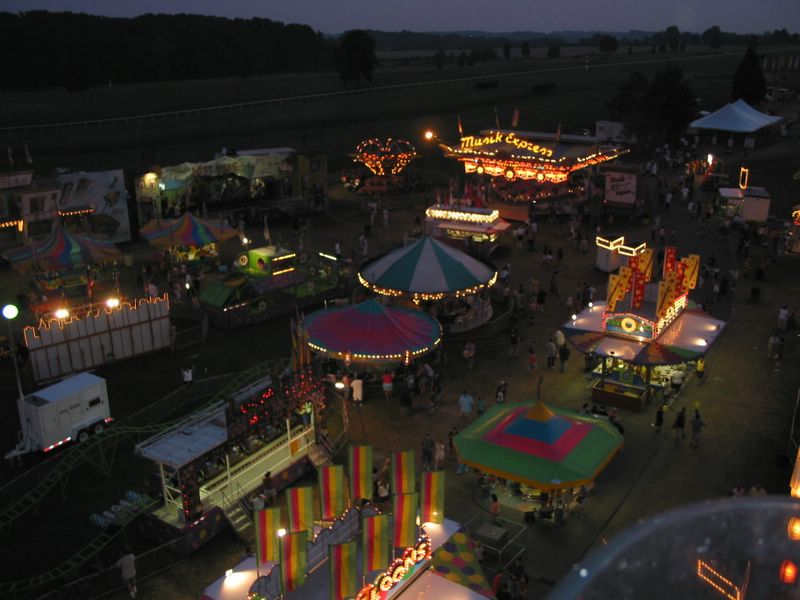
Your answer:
[391,450,416,495]
[254,507,281,565]
[329,540,357,600]
[319,464,345,520]
[286,485,314,533]
[393,492,419,549]
[348,445,373,502]
[362,513,390,573]
[420,470,445,524]
[279,530,308,593]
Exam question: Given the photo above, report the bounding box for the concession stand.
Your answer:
[563,245,725,410]
[423,203,511,254]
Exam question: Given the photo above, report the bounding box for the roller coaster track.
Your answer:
[0,498,158,598]
[0,361,276,533]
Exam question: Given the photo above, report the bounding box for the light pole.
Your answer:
[2,304,25,409]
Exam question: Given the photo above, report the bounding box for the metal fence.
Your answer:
[36,534,194,600]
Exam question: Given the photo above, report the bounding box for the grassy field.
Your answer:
[0,46,785,176]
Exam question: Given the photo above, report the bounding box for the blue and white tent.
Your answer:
[689,99,782,133]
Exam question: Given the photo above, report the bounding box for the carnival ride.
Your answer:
[346,138,422,195]
[303,299,442,365]
[140,212,238,266]
[439,129,628,184]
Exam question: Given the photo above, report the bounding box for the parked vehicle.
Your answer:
[5,372,112,460]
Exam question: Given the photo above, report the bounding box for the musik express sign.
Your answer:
[460,131,555,158]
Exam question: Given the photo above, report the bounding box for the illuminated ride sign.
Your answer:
[442,131,629,183]
[355,536,432,600]
[602,294,687,341]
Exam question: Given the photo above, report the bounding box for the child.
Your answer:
[527,348,538,373]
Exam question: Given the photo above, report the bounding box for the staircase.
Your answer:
[223,499,255,544]
[308,444,332,469]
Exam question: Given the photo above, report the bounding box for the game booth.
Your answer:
[139,212,239,269]
[454,402,623,522]
[358,236,497,333]
[564,245,725,411]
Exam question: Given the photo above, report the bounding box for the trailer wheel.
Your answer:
[77,429,90,443]
[93,422,105,435]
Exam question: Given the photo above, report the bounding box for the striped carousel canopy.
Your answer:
[303,299,442,363]
[358,236,497,299]
[140,213,238,247]
[3,224,120,273]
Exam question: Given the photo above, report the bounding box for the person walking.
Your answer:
[115,549,138,598]
[496,381,507,404]
[779,306,789,331]
[508,322,519,357]
[448,427,459,460]
[351,373,364,406]
[672,407,687,440]
[690,411,706,448]
[558,344,570,373]
[653,404,665,432]
[433,439,446,470]
[490,493,500,524]
[695,358,706,385]
[382,370,393,401]
[458,390,475,421]
[546,338,557,370]
[421,434,434,471]
[526,348,538,374]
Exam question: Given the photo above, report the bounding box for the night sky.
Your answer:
[3,0,798,35]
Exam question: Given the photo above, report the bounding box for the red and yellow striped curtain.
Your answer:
[391,450,416,496]
[362,513,390,572]
[319,464,345,520]
[254,506,281,565]
[329,540,357,600]
[279,530,308,593]
[286,485,314,533]
[420,470,445,524]
[393,492,419,549]
[348,445,373,503]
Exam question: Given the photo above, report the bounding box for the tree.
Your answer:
[521,41,531,58]
[335,29,378,86]
[701,25,722,49]
[598,35,618,53]
[606,66,695,146]
[731,46,767,106]
[433,50,446,69]
[503,41,512,60]
[665,26,680,51]
[547,44,560,59]
[457,51,467,67]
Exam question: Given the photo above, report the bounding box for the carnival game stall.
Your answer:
[424,204,511,256]
[140,213,238,268]
[358,236,497,333]
[563,246,725,410]
[717,186,771,223]
[454,402,623,520]
[199,247,344,329]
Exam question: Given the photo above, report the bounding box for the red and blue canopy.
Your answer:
[454,402,623,491]
[303,299,442,363]
[140,213,238,247]
[358,236,497,300]
[3,224,120,273]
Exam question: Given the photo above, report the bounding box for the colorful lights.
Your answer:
[57,207,95,217]
[696,559,744,600]
[358,271,498,302]
[595,236,647,257]
[272,267,295,277]
[355,535,431,600]
[354,138,418,176]
[739,167,749,190]
[272,253,296,262]
[788,518,800,541]
[105,298,120,308]
[781,560,798,586]
[54,308,70,319]
[307,338,441,363]
[425,206,499,224]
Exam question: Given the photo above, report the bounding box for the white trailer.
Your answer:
[6,372,112,460]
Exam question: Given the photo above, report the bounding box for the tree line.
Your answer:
[0,11,332,90]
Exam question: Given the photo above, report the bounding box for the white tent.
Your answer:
[689,99,782,133]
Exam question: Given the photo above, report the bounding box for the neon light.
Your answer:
[696,559,743,600]
[272,253,296,262]
[425,206,499,224]
[318,252,338,261]
[738,167,749,190]
[272,267,295,276]
[655,294,687,336]
[595,235,646,256]
[355,535,431,600]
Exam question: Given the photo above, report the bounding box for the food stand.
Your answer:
[423,204,511,254]
[717,186,770,223]
[564,245,725,410]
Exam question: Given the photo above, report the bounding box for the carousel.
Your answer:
[358,236,497,332]
[303,299,442,366]
[454,402,623,517]
[563,245,725,410]
[139,212,238,267]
